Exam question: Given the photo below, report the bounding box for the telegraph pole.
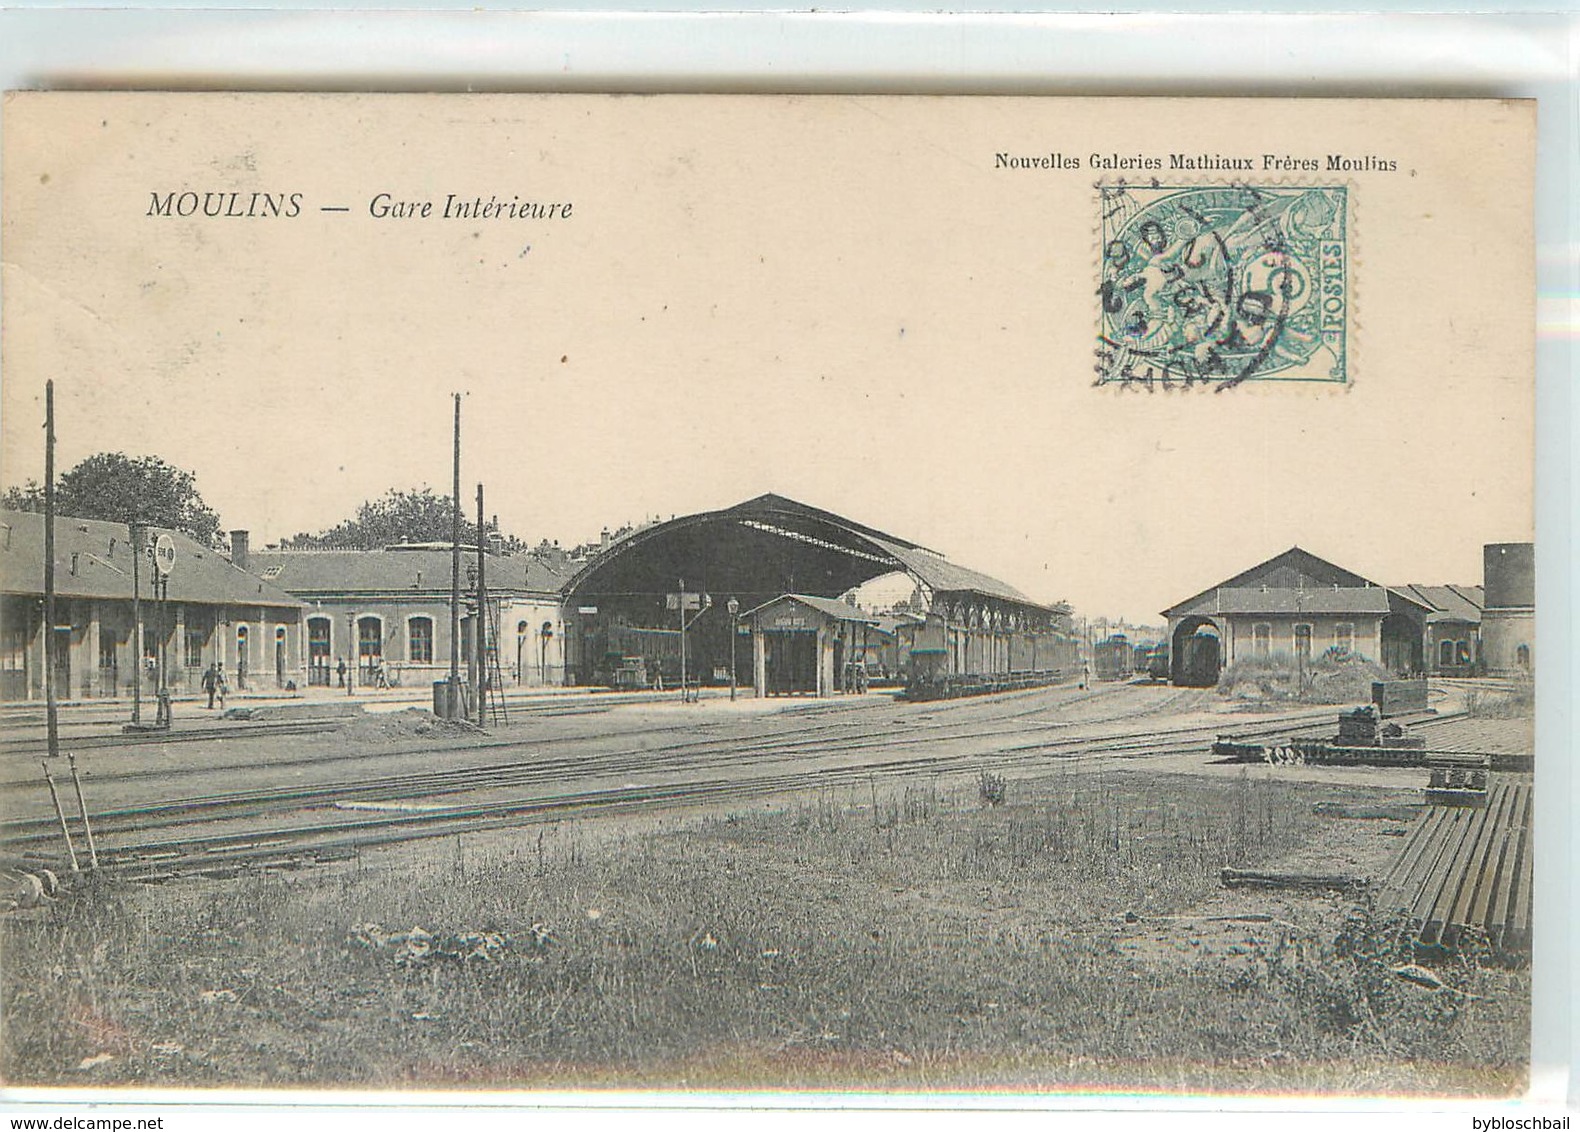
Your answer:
[130,522,142,724]
[475,482,486,727]
[678,578,687,703]
[43,381,58,760]
[448,393,462,719]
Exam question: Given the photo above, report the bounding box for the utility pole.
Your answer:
[448,393,462,719]
[677,577,687,703]
[475,482,485,727]
[130,522,142,724]
[43,381,58,760]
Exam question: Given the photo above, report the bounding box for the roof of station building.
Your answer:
[1162,546,1412,620]
[1389,584,1485,624]
[247,546,571,598]
[564,493,1064,614]
[740,593,885,625]
[0,510,302,609]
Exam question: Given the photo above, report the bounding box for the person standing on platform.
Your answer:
[336,657,346,688]
[202,662,218,709]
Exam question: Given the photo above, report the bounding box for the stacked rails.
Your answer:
[1375,779,1533,957]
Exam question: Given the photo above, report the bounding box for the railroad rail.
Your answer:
[4,691,1353,883]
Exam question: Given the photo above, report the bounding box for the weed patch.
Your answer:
[0,772,1527,1094]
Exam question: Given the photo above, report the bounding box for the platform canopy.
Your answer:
[562,493,1062,615]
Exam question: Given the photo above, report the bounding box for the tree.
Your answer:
[288,487,527,551]
[3,452,224,547]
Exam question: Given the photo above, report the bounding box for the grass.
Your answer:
[0,770,1528,1094]
[1464,679,1535,719]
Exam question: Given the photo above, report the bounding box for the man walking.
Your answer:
[201,662,218,709]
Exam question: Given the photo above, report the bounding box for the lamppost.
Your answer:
[346,611,356,696]
[726,596,740,701]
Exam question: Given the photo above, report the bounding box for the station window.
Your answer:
[185,626,205,668]
[1252,623,1271,658]
[1439,639,1455,667]
[1333,623,1354,654]
[1456,639,1472,666]
[3,624,29,673]
[409,616,434,665]
[358,616,383,671]
[1294,624,1312,659]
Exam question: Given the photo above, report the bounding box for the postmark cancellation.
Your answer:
[1096,183,1349,389]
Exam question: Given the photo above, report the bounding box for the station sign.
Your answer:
[666,592,704,612]
[577,606,598,616]
[153,534,176,576]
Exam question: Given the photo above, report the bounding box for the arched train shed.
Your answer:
[560,494,1074,692]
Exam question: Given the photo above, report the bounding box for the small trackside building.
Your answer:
[0,510,304,701]
[740,594,890,697]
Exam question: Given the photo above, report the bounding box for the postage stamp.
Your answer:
[1096,183,1349,388]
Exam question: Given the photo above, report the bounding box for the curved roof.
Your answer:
[564,494,1059,612]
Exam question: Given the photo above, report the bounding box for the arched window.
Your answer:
[357,616,383,675]
[1439,639,1455,667]
[1252,623,1272,658]
[307,617,332,685]
[1333,623,1354,654]
[1456,640,1472,666]
[408,616,434,664]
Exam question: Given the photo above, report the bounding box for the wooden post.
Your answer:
[41,761,78,873]
[448,392,462,719]
[43,381,58,757]
[475,482,486,727]
[68,754,98,870]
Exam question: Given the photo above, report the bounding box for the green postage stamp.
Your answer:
[1097,183,1349,388]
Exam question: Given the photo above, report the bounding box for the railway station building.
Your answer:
[246,538,571,689]
[0,510,304,701]
[1160,547,1429,687]
[560,493,1075,696]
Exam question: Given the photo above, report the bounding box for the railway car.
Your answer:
[1144,642,1171,682]
[1092,634,1134,682]
[902,611,1077,700]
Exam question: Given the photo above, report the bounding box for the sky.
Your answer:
[1,94,1536,624]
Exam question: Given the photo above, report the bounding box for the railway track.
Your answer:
[0,683,1148,842]
[5,691,1409,882]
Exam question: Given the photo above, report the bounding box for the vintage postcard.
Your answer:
[0,94,1535,1101]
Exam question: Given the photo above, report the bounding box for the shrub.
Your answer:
[1219,651,1390,705]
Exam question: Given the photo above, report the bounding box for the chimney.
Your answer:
[488,533,504,556]
[230,530,250,570]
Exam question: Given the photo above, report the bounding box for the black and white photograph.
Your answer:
[0,76,1560,1119]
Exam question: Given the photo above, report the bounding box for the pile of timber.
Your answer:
[1376,779,1532,957]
